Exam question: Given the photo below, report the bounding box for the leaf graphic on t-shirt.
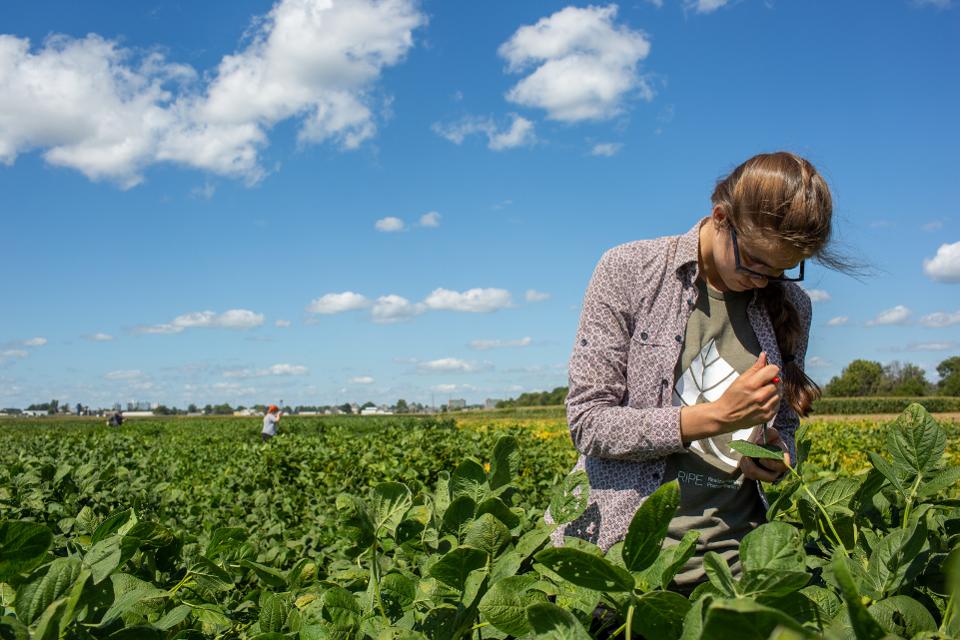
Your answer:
[673,339,757,469]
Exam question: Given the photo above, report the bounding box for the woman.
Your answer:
[261,404,281,442]
[548,151,844,592]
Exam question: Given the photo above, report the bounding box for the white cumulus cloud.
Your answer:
[306,292,370,315]
[867,305,912,326]
[525,289,551,302]
[432,114,535,150]
[920,310,960,328]
[420,211,441,227]
[274,319,291,328]
[923,241,960,283]
[590,143,622,157]
[0,349,28,359]
[684,0,731,13]
[375,216,405,232]
[104,369,144,380]
[827,316,849,327]
[803,289,831,303]
[371,295,426,323]
[419,358,481,373]
[87,333,114,341]
[22,337,47,346]
[498,5,653,122]
[138,309,264,333]
[470,337,533,350]
[0,0,426,187]
[224,363,308,378]
[349,376,375,384]
[424,288,512,313]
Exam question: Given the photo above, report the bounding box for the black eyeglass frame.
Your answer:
[729,225,805,283]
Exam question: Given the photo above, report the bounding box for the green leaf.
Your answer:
[259,591,290,633]
[867,519,928,597]
[699,599,814,639]
[622,480,680,572]
[887,403,946,478]
[489,436,520,490]
[478,575,547,637]
[99,573,166,627]
[703,552,737,598]
[631,590,691,640]
[867,451,906,496]
[240,559,287,588]
[831,552,887,640]
[0,616,29,640]
[868,595,936,638]
[372,482,412,537]
[0,521,53,581]
[475,497,520,530]
[31,598,69,640]
[190,556,234,593]
[204,527,247,558]
[336,494,375,554]
[525,602,592,639]
[90,508,134,545]
[430,546,487,591]
[433,471,451,516]
[379,572,416,622]
[464,513,511,558]
[548,471,590,525]
[919,466,960,499]
[645,530,700,591]
[739,521,806,574]
[84,537,132,585]
[440,495,476,540]
[729,440,785,461]
[739,570,810,598]
[534,547,634,592]
[15,556,83,625]
[321,586,360,632]
[450,459,488,503]
[154,604,192,630]
[421,604,458,640]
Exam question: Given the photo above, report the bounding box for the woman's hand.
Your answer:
[740,425,790,482]
[715,352,781,433]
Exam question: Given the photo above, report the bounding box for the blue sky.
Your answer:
[1,0,958,409]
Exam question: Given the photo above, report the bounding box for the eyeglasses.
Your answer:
[729,225,805,283]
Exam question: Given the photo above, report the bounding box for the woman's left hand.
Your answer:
[739,425,791,482]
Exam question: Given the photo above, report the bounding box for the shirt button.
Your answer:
[580,338,588,346]
[640,331,649,341]
[687,298,695,307]
[675,335,682,343]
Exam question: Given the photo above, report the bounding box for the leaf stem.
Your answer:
[787,465,848,556]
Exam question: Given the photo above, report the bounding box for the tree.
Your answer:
[395,399,409,413]
[937,356,960,396]
[824,360,884,396]
[48,399,59,415]
[339,403,353,414]
[360,401,376,410]
[187,404,198,414]
[879,361,931,396]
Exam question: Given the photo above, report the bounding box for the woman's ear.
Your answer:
[711,204,726,226]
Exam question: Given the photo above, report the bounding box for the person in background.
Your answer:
[107,410,123,427]
[261,404,281,442]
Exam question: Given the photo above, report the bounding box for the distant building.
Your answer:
[233,408,259,416]
[360,406,393,415]
[448,398,466,411]
[22,410,47,417]
[484,398,501,410]
[127,401,153,411]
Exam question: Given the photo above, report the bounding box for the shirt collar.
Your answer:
[672,217,708,281]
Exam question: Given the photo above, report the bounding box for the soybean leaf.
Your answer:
[703,552,738,598]
[730,440,785,461]
[84,536,133,585]
[379,572,416,622]
[739,570,810,599]
[15,556,83,625]
[699,599,814,639]
[631,590,690,640]
[433,471,451,516]
[464,513,511,558]
[99,573,166,627]
[321,586,360,632]
[440,495,476,540]
[867,451,906,496]
[0,616,28,640]
[866,519,928,598]
[488,436,520,491]
[478,575,547,637]
[534,547,634,593]
[548,470,590,525]
[430,546,487,591]
[919,466,960,499]
[740,521,806,574]
[635,530,700,592]
[868,595,936,638]
[0,521,53,581]
[525,602,592,639]
[204,527,246,559]
[421,604,459,640]
[831,552,887,640]
[31,598,69,640]
[336,494,375,554]
[190,556,234,593]
[622,480,680,573]
[258,591,290,633]
[154,604,191,630]
[679,595,712,640]
[240,559,287,588]
[450,459,488,503]
[476,497,520,531]
[887,403,945,478]
[90,509,135,545]
[372,482,412,537]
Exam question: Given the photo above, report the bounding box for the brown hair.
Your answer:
[710,151,845,417]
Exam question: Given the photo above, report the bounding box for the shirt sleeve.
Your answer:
[565,246,687,462]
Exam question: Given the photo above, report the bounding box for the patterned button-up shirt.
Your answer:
[547,218,812,551]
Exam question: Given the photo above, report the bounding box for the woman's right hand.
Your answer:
[715,352,781,433]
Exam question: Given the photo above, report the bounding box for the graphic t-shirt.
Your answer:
[662,277,768,587]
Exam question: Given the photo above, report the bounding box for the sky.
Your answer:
[1,0,958,409]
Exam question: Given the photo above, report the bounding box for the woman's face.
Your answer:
[710,212,807,292]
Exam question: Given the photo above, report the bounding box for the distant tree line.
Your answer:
[496,386,568,408]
